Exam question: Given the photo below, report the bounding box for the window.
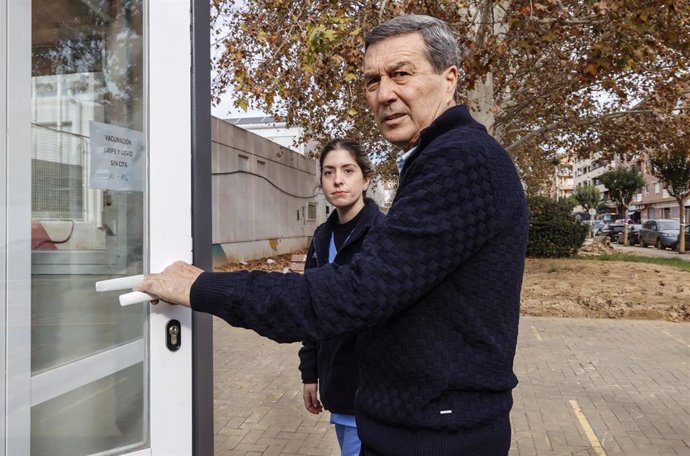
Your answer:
[238,154,249,171]
[654,183,660,194]
[307,203,316,221]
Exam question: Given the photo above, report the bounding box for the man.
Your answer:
[138,14,528,456]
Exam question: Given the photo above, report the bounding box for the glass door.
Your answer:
[4,0,194,454]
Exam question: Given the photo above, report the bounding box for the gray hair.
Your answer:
[364,14,459,74]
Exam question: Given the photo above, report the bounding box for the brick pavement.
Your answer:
[213,316,690,456]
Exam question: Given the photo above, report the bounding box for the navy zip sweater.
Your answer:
[298,199,386,414]
[191,105,529,455]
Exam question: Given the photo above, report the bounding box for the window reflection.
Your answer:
[30,0,148,453]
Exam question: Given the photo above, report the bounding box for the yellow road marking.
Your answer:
[569,399,607,456]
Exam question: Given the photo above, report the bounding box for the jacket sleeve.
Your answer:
[297,341,318,383]
[190,142,502,343]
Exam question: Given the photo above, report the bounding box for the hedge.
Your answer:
[526,196,588,258]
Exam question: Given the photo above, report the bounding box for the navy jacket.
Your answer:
[191,105,529,455]
[298,199,385,414]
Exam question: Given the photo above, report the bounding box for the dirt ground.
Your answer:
[521,257,690,322]
[218,249,690,323]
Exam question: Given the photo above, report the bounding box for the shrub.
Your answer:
[527,196,588,258]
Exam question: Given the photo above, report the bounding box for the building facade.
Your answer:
[572,155,689,223]
[637,162,690,222]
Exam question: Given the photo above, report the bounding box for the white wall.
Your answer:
[211,117,324,267]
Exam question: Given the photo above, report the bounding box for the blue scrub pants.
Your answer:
[334,422,361,456]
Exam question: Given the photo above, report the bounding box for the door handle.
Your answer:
[95,274,159,306]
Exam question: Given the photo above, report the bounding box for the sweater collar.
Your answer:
[417,104,476,152]
[314,199,381,260]
[398,105,477,183]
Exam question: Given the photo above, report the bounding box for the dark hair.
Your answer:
[319,138,375,194]
[364,14,459,74]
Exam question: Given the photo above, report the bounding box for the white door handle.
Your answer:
[95,275,159,306]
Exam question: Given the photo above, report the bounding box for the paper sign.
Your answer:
[89,121,145,191]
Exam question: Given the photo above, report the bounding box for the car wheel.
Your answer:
[656,238,663,250]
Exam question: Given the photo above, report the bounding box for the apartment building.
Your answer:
[573,156,689,222]
[637,162,690,222]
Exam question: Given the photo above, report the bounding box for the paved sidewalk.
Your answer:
[213,316,690,456]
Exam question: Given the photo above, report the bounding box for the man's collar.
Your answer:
[396,147,417,175]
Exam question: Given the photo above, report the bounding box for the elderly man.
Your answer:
[138,14,528,456]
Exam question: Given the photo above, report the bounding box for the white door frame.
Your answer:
[148,0,194,454]
[2,0,197,454]
[1,0,9,449]
[5,0,32,453]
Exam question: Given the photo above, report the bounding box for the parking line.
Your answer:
[569,399,607,456]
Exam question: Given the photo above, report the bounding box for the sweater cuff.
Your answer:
[190,271,234,314]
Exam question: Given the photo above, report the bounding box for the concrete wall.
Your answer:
[211,117,325,268]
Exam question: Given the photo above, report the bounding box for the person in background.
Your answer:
[299,138,385,456]
[136,14,528,455]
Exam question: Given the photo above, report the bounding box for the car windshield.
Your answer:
[658,221,680,230]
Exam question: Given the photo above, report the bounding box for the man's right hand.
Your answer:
[134,261,203,307]
[302,383,322,414]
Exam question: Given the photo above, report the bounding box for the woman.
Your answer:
[298,138,385,456]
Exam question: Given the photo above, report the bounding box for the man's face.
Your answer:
[363,32,458,150]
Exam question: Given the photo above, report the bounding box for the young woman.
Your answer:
[298,138,385,456]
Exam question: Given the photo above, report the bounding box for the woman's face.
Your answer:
[321,148,370,210]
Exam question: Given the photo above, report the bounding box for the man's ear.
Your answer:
[444,65,459,98]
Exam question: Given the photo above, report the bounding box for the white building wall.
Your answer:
[211,117,325,267]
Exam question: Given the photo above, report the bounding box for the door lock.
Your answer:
[166,320,181,351]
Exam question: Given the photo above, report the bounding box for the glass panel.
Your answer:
[31,364,146,456]
[30,0,148,453]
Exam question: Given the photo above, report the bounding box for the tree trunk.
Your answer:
[623,207,629,246]
[465,1,511,135]
[678,196,686,254]
[467,73,496,133]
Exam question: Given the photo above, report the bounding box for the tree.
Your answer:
[599,166,645,246]
[572,184,600,213]
[650,146,690,253]
[211,1,690,184]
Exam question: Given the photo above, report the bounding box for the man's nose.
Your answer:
[377,77,398,105]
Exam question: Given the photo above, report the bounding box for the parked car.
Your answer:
[581,219,605,236]
[591,220,605,236]
[601,223,625,241]
[639,219,681,250]
[616,224,642,245]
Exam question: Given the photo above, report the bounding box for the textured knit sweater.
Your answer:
[191,105,529,455]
